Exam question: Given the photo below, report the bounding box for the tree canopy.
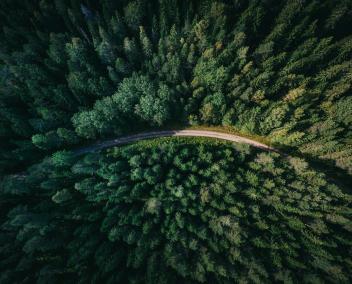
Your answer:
[0,0,351,282]
[1,138,351,283]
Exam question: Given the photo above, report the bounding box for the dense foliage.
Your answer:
[0,0,351,175]
[1,0,352,282]
[1,138,351,283]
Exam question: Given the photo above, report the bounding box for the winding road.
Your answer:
[74,130,280,155]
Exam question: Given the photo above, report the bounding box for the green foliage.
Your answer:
[1,139,351,282]
[51,150,75,167]
[0,0,352,282]
[1,0,350,174]
[72,73,172,138]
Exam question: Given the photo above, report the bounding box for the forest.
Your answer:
[0,0,351,283]
[2,139,352,283]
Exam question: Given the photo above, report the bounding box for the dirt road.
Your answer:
[74,130,279,155]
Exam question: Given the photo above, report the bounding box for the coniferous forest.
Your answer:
[0,0,351,283]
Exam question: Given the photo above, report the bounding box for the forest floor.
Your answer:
[74,129,282,155]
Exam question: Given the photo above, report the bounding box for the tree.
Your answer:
[123,0,145,31]
[123,37,140,65]
[139,26,153,58]
[51,150,75,167]
[32,131,60,150]
[72,110,99,139]
[135,83,170,125]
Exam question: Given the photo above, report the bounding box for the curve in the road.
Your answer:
[74,130,281,155]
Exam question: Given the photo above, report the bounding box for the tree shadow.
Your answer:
[277,144,352,192]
